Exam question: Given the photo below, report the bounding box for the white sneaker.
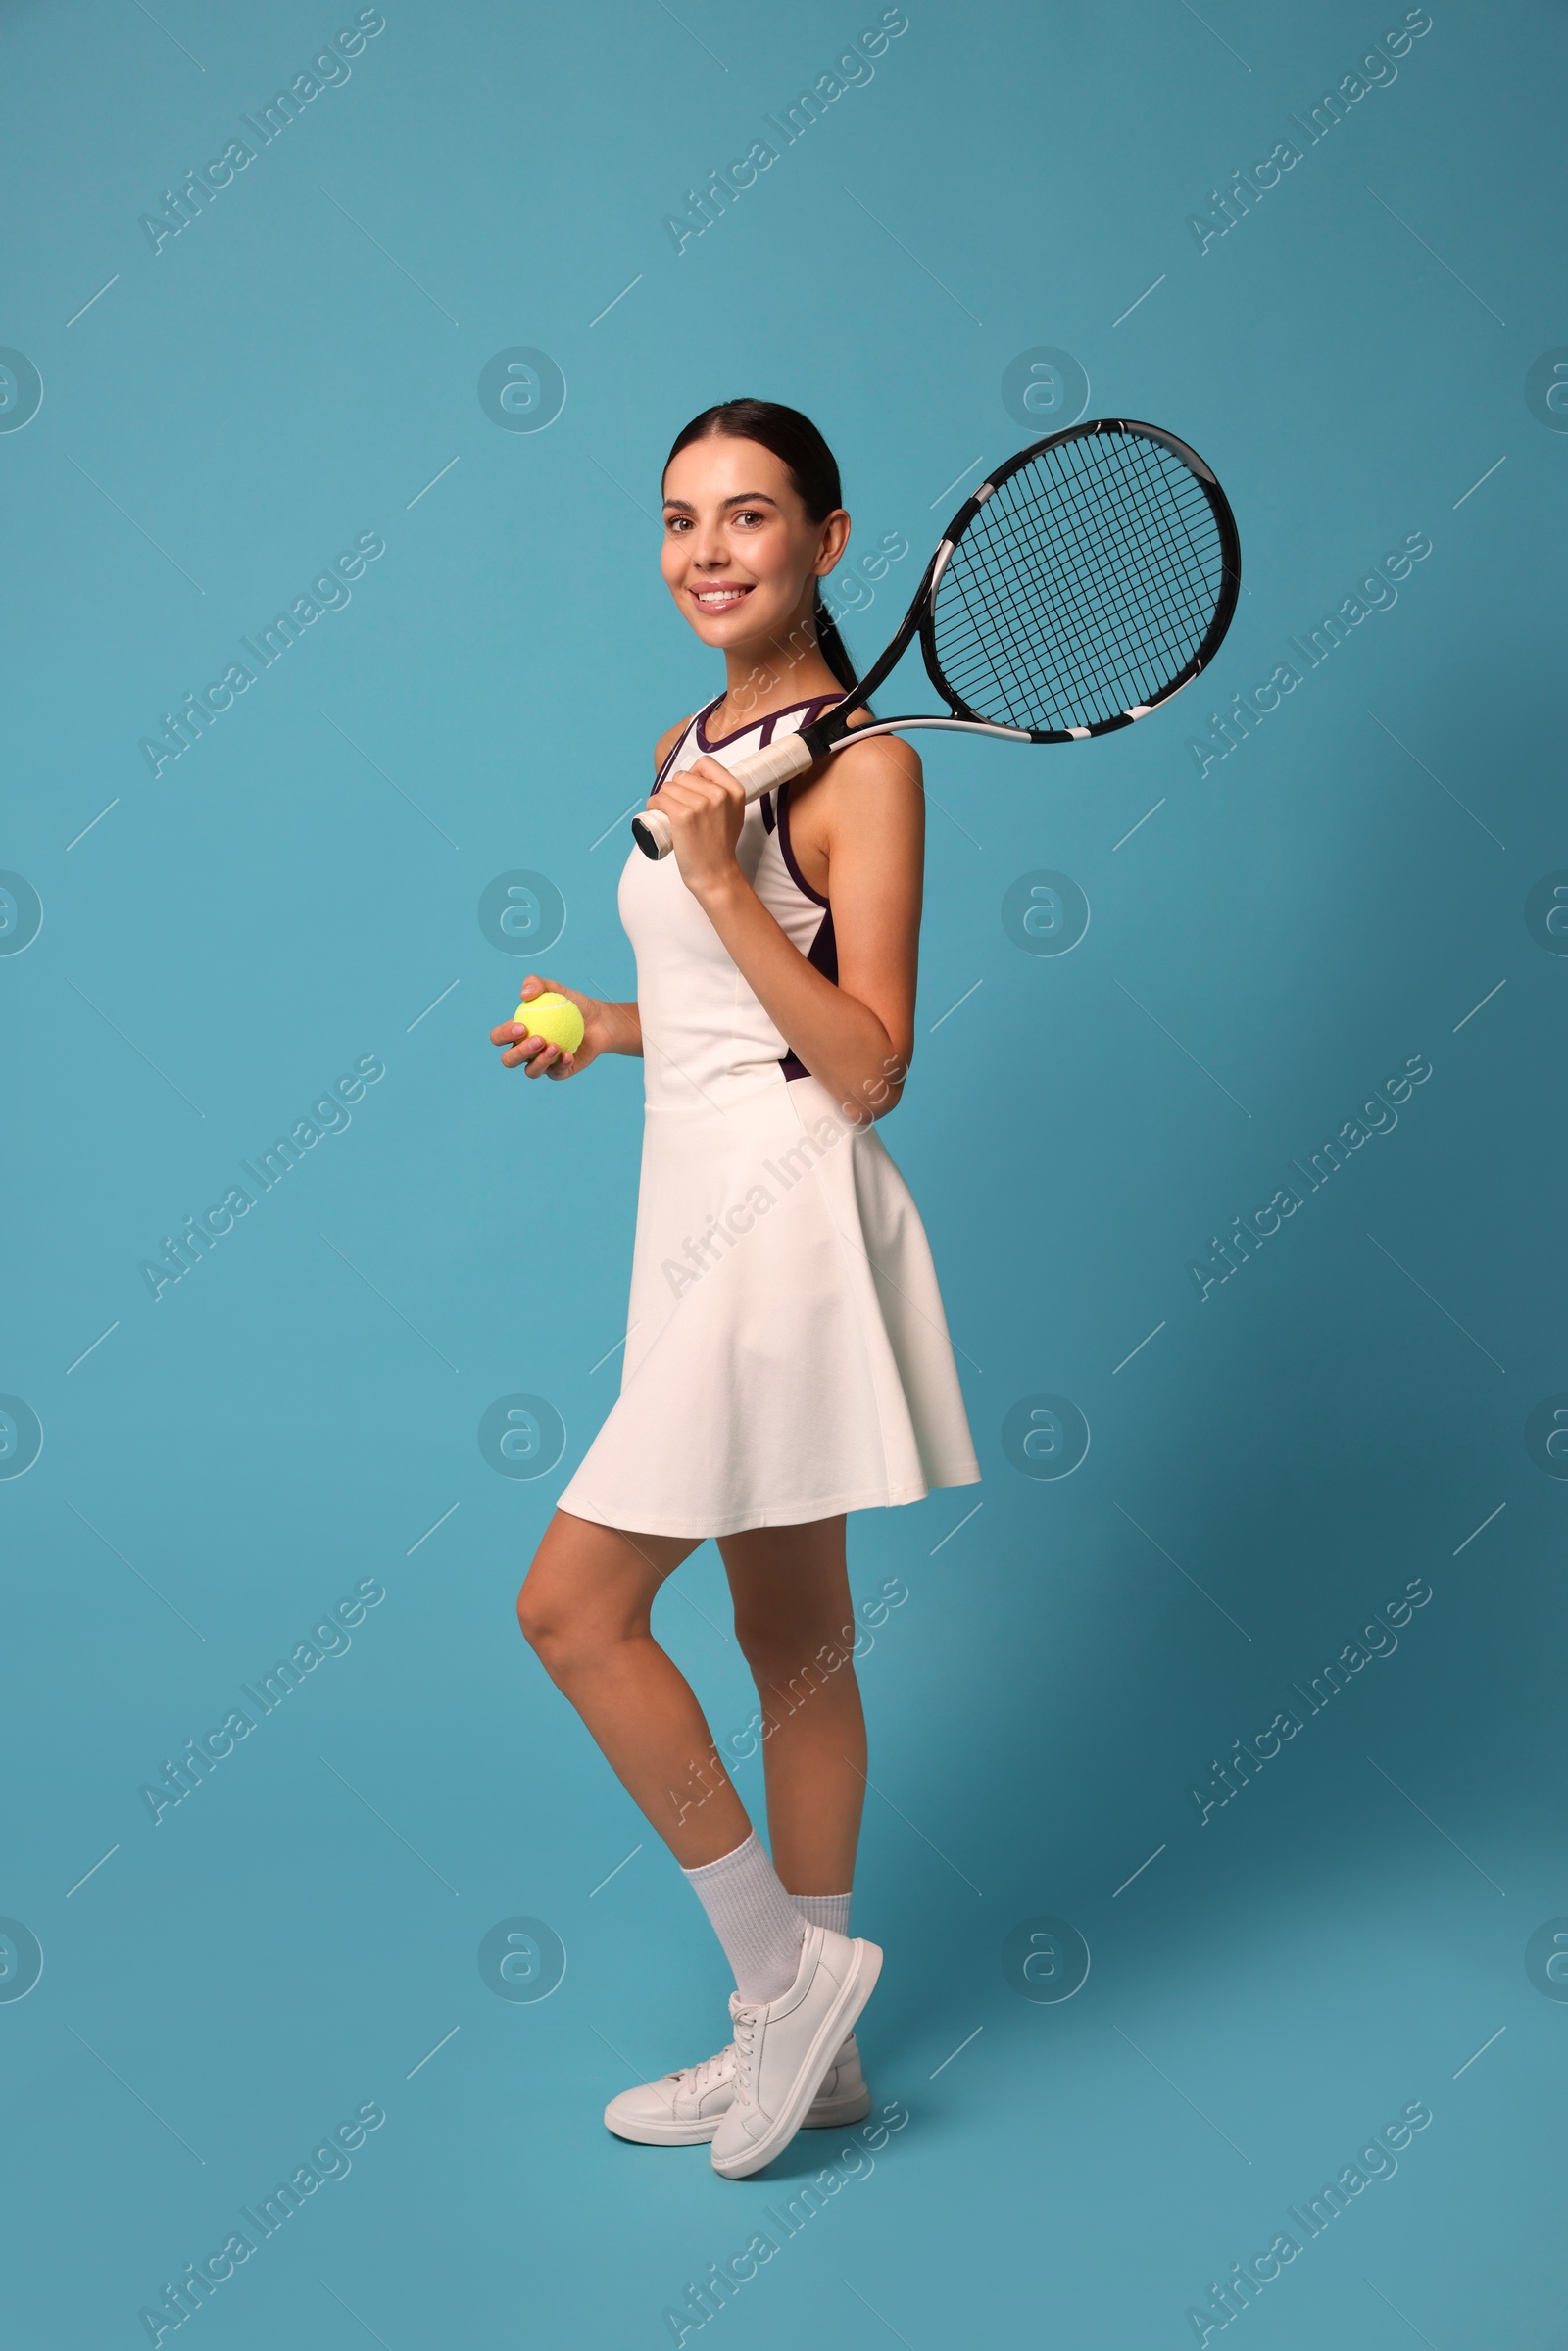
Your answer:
[604,2032,869,2145]
[710,1924,882,2180]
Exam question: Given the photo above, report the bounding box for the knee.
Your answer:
[515,1577,571,1673]
[515,1576,614,1686]
[514,1578,544,1648]
[735,1615,858,1692]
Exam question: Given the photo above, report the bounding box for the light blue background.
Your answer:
[2,1,1564,2343]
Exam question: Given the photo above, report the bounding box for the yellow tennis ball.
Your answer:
[513,990,584,1055]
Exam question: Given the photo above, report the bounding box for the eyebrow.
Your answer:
[661,492,780,514]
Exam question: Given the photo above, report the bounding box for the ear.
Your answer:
[814,509,853,574]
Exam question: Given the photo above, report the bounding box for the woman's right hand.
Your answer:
[490,974,608,1080]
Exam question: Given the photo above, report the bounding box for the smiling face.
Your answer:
[660,434,850,656]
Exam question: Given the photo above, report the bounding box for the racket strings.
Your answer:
[956,446,1220,724]
[1031,443,1218,703]
[932,430,1228,732]
[1074,434,1220,641]
[1088,434,1224,662]
[948,461,1220,727]
[982,437,1222,710]
[937,463,1146,715]
[958,479,1201,718]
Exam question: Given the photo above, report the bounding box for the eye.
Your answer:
[662,513,692,533]
[733,508,766,528]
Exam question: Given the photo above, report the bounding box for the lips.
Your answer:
[690,584,754,611]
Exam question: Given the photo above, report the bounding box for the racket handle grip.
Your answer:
[723,729,815,801]
[630,729,815,861]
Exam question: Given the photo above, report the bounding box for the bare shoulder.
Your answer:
[821,726,924,844]
[654,714,694,773]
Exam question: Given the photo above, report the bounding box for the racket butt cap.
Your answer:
[632,809,672,859]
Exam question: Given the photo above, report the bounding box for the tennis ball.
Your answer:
[513,990,584,1056]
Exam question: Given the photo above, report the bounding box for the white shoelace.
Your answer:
[729,2003,761,2104]
[672,2020,851,2109]
[674,2047,732,2098]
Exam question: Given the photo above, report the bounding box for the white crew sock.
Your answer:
[681,1831,807,2004]
[794,1892,852,1937]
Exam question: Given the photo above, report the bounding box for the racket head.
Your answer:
[918,419,1241,742]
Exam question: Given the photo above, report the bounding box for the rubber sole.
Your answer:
[711,1937,883,2180]
[804,2082,873,2129]
[604,2078,871,2148]
[604,2112,716,2147]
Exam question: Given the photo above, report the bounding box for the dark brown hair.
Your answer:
[663,399,858,689]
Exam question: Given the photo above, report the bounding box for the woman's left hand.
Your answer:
[648,755,746,901]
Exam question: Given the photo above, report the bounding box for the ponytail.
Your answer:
[812,586,858,690]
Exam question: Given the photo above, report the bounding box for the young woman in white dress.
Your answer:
[492,401,980,2180]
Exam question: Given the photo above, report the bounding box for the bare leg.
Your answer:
[516,1508,753,1868]
[718,1516,867,1898]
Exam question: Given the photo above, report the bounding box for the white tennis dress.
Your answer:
[556,691,981,1539]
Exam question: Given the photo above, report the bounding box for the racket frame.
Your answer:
[631,416,1240,859]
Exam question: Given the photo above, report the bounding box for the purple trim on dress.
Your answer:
[651,706,713,798]
[778,906,839,1081]
[771,693,843,1073]
[775,778,831,909]
[662,690,845,831]
[770,690,848,909]
[696,691,831,757]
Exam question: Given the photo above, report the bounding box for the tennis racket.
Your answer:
[630,416,1240,859]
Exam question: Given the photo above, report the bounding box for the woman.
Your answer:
[493,400,980,2180]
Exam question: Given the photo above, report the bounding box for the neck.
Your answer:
[714,597,846,734]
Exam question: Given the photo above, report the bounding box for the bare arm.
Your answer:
[648,732,923,1123]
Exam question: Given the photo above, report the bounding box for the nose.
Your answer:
[687,517,732,569]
